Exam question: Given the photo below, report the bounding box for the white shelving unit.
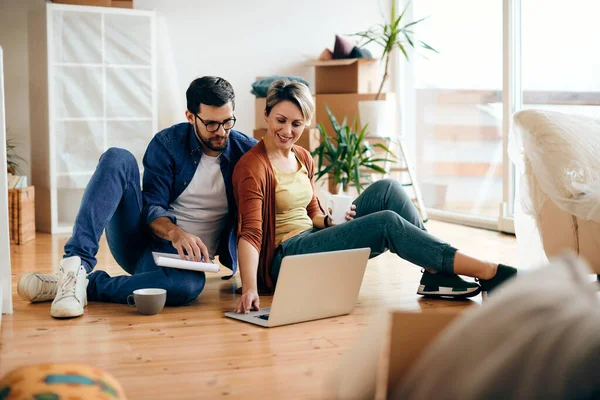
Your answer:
[1,46,13,316]
[30,2,157,234]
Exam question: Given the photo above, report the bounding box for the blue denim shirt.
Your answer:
[141,122,257,275]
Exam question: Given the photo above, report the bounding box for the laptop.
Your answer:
[225,248,370,328]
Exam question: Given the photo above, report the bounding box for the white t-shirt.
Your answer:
[168,153,228,259]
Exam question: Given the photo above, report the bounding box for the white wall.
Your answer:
[0,0,387,176]
[136,0,388,135]
[0,46,14,315]
[0,0,44,180]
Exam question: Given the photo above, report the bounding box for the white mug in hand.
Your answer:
[326,195,354,225]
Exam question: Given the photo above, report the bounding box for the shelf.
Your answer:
[52,63,151,69]
[55,117,153,122]
[49,2,156,17]
[32,3,157,234]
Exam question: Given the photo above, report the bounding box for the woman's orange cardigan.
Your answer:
[232,140,324,293]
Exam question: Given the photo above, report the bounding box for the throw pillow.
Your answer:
[251,76,310,98]
[332,34,355,59]
[349,46,373,59]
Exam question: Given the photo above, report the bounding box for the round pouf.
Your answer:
[0,363,127,400]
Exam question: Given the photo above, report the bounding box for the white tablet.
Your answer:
[152,252,220,273]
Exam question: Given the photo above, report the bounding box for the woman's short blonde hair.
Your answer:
[265,79,314,125]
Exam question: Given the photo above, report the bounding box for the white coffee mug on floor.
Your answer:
[326,195,354,225]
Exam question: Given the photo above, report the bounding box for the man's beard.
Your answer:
[199,133,228,152]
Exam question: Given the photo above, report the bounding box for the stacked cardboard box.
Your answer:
[309,58,395,136]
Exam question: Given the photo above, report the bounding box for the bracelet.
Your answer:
[324,215,331,228]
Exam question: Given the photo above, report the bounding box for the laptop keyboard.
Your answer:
[255,314,270,320]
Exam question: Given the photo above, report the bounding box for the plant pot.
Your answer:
[327,171,357,196]
[327,172,346,195]
[358,97,396,137]
[328,179,340,195]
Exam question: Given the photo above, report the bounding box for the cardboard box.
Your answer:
[255,96,316,130]
[328,309,462,399]
[309,58,380,94]
[111,0,133,8]
[386,310,460,397]
[255,98,266,129]
[51,0,132,8]
[315,92,396,137]
[52,0,111,6]
[253,127,320,152]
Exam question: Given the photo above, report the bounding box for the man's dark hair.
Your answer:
[186,76,235,115]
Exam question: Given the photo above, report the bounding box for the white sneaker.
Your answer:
[50,256,88,319]
[17,273,59,302]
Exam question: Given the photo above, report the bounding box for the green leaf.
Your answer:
[397,1,411,25]
[325,104,341,132]
[371,143,395,155]
[353,156,362,193]
[396,42,409,60]
[362,164,388,174]
[366,157,393,164]
[403,16,429,29]
[316,164,336,180]
[357,36,377,48]
[403,31,414,48]
[418,40,439,53]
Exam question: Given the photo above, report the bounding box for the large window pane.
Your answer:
[522,0,600,116]
[413,0,503,218]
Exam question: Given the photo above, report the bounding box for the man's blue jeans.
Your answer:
[270,179,458,286]
[63,148,206,306]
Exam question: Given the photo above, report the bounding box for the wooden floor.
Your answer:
[1,221,516,399]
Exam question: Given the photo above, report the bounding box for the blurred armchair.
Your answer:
[510,109,600,277]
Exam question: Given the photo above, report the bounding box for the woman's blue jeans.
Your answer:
[270,179,457,286]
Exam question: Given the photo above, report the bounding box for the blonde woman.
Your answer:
[232,79,516,313]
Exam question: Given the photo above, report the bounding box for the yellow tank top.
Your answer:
[273,159,314,247]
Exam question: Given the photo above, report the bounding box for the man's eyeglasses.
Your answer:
[195,115,236,133]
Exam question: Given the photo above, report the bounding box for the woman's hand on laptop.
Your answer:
[236,289,260,314]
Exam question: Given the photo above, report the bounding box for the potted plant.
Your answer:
[352,1,437,136]
[312,105,395,195]
[6,138,26,174]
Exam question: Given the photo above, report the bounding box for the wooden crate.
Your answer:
[8,186,36,245]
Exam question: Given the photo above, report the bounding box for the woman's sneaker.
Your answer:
[417,270,481,299]
[478,264,518,299]
[17,273,59,303]
[50,256,88,319]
